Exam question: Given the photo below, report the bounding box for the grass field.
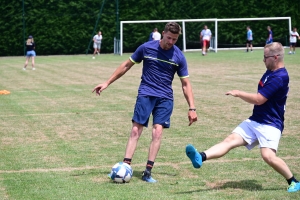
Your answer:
[1,49,300,200]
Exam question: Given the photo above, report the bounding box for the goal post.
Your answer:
[120,19,217,56]
[120,17,291,56]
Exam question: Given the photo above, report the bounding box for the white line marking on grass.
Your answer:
[0,111,129,117]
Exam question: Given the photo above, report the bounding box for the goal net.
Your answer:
[119,17,291,55]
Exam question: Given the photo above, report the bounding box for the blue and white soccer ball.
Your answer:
[109,162,133,183]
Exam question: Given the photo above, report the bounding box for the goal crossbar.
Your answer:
[120,17,291,55]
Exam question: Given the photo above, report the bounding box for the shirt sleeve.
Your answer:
[129,44,144,64]
[177,55,189,78]
[258,76,282,99]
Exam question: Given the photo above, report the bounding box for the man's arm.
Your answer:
[92,59,135,95]
[226,90,267,105]
[180,77,197,126]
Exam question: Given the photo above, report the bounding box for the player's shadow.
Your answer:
[176,179,282,194]
[132,171,144,179]
[132,171,178,179]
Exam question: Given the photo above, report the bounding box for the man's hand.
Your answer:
[188,110,197,126]
[225,90,240,97]
[92,82,109,96]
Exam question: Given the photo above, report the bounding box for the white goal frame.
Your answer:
[120,17,291,55]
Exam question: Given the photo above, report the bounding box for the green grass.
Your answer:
[1,50,300,199]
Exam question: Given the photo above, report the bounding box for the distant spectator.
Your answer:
[23,35,36,70]
[152,28,161,40]
[288,27,300,55]
[266,26,273,44]
[148,29,154,41]
[200,25,212,56]
[93,31,102,59]
[246,26,253,52]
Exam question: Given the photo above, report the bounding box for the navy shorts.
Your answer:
[132,96,173,128]
[266,39,273,44]
[246,40,253,44]
[290,42,297,47]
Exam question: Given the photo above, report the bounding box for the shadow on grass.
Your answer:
[176,179,282,194]
[131,171,178,179]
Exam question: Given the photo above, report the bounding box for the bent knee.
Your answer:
[223,133,246,147]
[261,148,277,163]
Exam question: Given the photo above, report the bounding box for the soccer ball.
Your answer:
[109,162,133,183]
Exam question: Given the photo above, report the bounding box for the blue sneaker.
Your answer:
[186,144,202,168]
[287,181,300,192]
[142,170,157,183]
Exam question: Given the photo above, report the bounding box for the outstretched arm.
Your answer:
[226,90,267,105]
[92,59,135,96]
[180,77,198,126]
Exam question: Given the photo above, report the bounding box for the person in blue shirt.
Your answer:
[246,26,253,52]
[186,42,300,193]
[148,28,154,41]
[266,26,273,44]
[93,22,198,183]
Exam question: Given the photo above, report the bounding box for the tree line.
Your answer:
[0,0,299,56]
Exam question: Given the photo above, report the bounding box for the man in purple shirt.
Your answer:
[186,42,300,193]
[93,22,198,183]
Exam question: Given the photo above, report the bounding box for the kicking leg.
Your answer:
[186,133,247,168]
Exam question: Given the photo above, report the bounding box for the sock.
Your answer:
[199,152,207,162]
[123,158,132,165]
[287,176,298,185]
[146,160,154,172]
[247,49,248,52]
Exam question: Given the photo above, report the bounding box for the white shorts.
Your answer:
[232,119,281,151]
[93,43,101,49]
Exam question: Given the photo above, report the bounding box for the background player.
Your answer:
[266,26,273,44]
[288,27,300,54]
[23,35,36,70]
[200,25,212,56]
[152,28,161,40]
[246,26,253,52]
[93,31,102,59]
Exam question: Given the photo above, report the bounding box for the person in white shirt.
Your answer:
[200,25,212,56]
[152,28,161,40]
[289,27,300,55]
[93,31,102,59]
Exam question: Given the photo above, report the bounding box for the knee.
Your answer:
[152,125,163,140]
[223,134,237,143]
[130,125,143,139]
[261,149,276,164]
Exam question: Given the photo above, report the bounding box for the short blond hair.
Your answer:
[264,42,284,61]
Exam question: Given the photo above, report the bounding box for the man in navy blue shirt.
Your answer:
[186,42,300,193]
[266,26,273,44]
[93,22,198,183]
[148,28,154,41]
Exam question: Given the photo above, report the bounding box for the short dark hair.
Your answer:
[164,22,182,34]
